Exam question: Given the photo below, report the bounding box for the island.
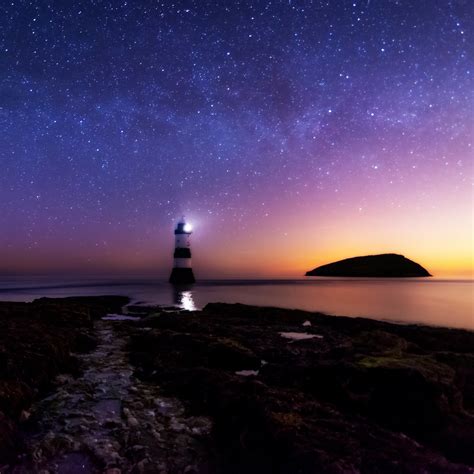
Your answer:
[306,253,432,277]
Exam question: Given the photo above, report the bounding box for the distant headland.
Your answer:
[306,253,431,277]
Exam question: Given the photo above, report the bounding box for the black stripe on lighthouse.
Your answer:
[174,248,191,258]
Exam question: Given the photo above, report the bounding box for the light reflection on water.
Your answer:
[0,277,472,329]
[171,285,197,311]
[177,290,196,311]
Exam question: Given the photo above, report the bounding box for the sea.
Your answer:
[0,276,472,330]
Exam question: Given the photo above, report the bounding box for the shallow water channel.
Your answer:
[13,320,212,473]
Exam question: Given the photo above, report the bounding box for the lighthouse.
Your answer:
[169,217,196,284]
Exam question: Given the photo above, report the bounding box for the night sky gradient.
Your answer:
[0,1,472,277]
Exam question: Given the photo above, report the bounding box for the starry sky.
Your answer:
[0,0,472,277]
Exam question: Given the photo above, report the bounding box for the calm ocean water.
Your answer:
[0,276,472,330]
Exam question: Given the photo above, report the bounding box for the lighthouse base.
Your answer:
[169,268,195,284]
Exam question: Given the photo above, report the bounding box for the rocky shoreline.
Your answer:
[0,297,473,473]
[0,297,127,467]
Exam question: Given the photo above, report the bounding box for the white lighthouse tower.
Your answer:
[169,217,195,284]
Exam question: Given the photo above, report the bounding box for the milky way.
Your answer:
[0,1,471,276]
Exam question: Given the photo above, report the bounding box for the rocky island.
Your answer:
[306,253,432,277]
[1,297,473,473]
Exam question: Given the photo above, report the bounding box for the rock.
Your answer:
[135,457,150,473]
[0,296,129,466]
[305,253,431,277]
[129,302,474,472]
[184,465,199,473]
[3,296,473,472]
[207,338,259,370]
[19,410,30,422]
[73,332,98,353]
[0,410,23,463]
[127,416,139,428]
[353,329,409,354]
[0,380,33,418]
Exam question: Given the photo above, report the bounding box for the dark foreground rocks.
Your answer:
[0,296,128,465]
[1,297,472,473]
[130,303,474,473]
